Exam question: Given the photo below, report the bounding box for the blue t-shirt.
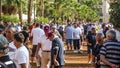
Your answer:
[65,26,73,39]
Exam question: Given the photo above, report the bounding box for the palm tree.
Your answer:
[28,0,32,23]
[0,0,2,20]
[2,0,27,23]
[40,0,44,17]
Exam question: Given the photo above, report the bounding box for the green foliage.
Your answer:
[80,0,99,10]
[109,0,120,29]
[41,0,100,22]
[2,0,28,15]
[35,17,49,23]
[2,15,19,23]
[78,5,100,21]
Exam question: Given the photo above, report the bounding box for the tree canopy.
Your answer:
[1,0,101,23]
[109,0,120,29]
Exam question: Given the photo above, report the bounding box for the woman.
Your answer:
[93,33,103,68]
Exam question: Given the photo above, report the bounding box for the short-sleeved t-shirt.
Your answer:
[31,27,44,45]
[14,45,29,68]
[100,40,120,65]
[7,42,17,60]
[86,33,96,47]
[65,26,73,39]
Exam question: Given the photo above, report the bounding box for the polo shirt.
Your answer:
[100,40,120,65]
[38,34,52,51]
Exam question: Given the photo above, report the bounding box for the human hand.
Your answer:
[54,60,59,66]
[35,54,40,59]
[110,64,119,68]
[88,43,92,46]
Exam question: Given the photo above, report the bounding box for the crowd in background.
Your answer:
[0,19,120,68]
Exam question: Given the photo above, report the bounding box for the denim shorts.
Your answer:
[66,39,72,45]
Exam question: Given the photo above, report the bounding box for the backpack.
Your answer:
[0,61,8,68]
[0,60,16,68]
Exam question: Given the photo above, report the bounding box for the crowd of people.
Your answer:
[0,19,120,68]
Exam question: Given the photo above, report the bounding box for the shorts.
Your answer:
[31,45,37,57]
[87,46,93,54]
[66,39,72,45]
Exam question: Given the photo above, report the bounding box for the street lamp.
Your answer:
[33,0,36,23]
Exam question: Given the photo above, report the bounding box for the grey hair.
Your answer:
[106,30,116,40]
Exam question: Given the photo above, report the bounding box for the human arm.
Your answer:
[53,40,60,66]
[53,54,59,66]
[20,63,26,68]
[100,45,119,68]
[100,55,118,68]
[85,37,92,46]
[35,43,41,59]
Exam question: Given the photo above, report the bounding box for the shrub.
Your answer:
[35,17,49,23]
[2,15,19,23]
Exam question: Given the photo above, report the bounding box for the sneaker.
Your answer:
[74,50,78,53]
[78,50,83,54]
[88,61,92,64]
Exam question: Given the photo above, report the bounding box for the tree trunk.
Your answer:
[0,0,2,20]
[18,5,22,24]
[40,0,44,17]
[78,0,80,3]
[28,0,32,23]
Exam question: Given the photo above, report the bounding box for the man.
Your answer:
[100,30,120,68]
[35,25,52,68]
[58,26,64,41]
[86,27,96,63]
[0,33,16,68]
[73,23,82,53]
[13,32,30,68]
[21,26,29,45]
[51,26,61,38]
[31,23,44,65]
[47,32,65,68]
[5,27,17,60]
[65,23,73,50]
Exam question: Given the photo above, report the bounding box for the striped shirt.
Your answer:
[100,40,120,65]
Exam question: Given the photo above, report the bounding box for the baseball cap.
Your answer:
[47,31,54,39]
[0,35,8,53]
[44,25,50,31]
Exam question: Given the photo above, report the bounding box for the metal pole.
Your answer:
[0,0,2,20]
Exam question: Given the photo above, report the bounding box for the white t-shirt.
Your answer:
[14,45,29,68]
[7,42,17,60]
[31,27,44,45]
[73,27,82,39]
[38,34,52,51]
